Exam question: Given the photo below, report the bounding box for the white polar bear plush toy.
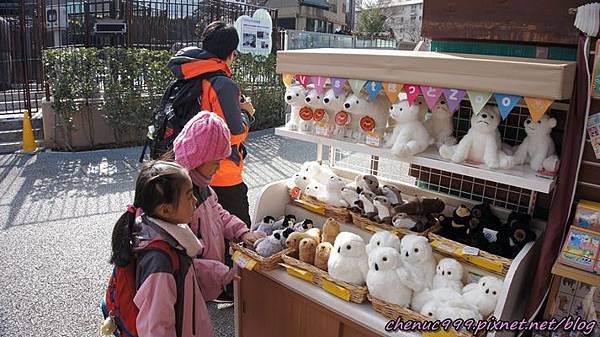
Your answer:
[425,99,456,147]
[462,276,504,317]
[323,88,348,137]
[366,230,401,256]
[291,172,311,191]
[302,87,328,133]
[385,93,431,157]
[343,93,389,142]
[284,84,307,131]
[304,182,325,199]
[320,175,349,208]
[328,232,369,285]
[300,161,337,185]
[366,247,413,307]
[512,115,559,172]
[439,105,515,169]
[432,258,464,292]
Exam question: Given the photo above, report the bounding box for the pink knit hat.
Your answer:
[173,111,232,170]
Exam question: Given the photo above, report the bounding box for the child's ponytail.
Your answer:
[109,207,137,266]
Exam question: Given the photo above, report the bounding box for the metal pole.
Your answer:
[19,0,32,118]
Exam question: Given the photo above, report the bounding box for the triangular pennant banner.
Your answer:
[348,79,367,94]
[442,88,466,113]
[383,82,403,103]
[524,97,554,122]
[330,77,347,96]
[282,73,294,88]
[296,74,310,88]
[404,84,421,106]
[311,76,327,94]
[365,80,383,101]
[467,91,493,114]
[421,86,444,110]
[494,94,522,120]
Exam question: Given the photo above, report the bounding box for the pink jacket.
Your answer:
[189,183,249,264]
[133,215,234,337]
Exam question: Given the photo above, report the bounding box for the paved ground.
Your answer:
[0,129,320,337]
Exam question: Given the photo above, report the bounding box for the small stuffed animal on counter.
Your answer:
[421,299,482,322]
[411,287,463,313]
[343,93,370,141]
[385,93,431,157]
[341,186,361,213]
[300,161,338,186]
[393,197,445,217]
[354,174,382,195]
[320,175,349,207]
[373,196,395,224]
[285,232,310,253]
[314,242,333,271]
[439,105,515,169]
[432,258,464,292]
[299,237,318,264]
[328,232,369,285]
[304,227,322,245]
[284,84,307,131]
[505,211,536,258]
[274,228,294,246]
[302,87,327,132]
[323,87,347,137]
[512,115,559,172]
[382,185,404,207]
[366,230,401,256]
[425,99,456,148]
[392,213,430,232]
[254,231,284,257]
[272,214,297,231]
[400,235,436,309]
[470,203,502,231]
[359,191,378,219]
[439,205,471,242]
[304,182,325,199]
[252,216,276,235]
[293,219,314,232]
[366,247,413,307]
[292,172,311,192]
[462,276,503,317]
[321,218,340,244]
[346,93,389,142]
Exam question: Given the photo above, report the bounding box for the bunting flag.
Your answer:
[421,86,444,110]
[524,97,554,122]
[494,94,522,120]
[282,73,294,88]
[296,74,310,88]
[467,90,493,114]
[330,77,347,95]
[311,76,327,94]
[365,80,383,101]
[383,82,403,103]
[404,84,421,106]
[442,88,466,113]
[348,79,367,95]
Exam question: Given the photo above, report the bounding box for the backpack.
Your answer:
[140,71,225,162]
[101,240,181,337]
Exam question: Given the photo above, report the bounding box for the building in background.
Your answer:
[355,0,422,42]
[266,0,346,33]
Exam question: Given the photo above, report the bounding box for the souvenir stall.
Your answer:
[232,48,576,337]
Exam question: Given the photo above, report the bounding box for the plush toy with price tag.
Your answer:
[302,86,328,133]
[284,84,307,131]
[343,93,389,143]
[323,88,347,138]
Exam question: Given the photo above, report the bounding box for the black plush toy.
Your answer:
[440,205,471,242]
[505,211,536,258]
[470,203,502,231]
[464,211,489,249]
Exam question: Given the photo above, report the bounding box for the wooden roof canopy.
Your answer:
[276,48,576,100]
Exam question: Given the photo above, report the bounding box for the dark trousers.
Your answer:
[212,182,251,297]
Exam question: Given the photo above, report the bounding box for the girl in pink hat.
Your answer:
[171,111,264,301]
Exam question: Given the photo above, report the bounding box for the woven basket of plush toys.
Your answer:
[281,218,370,304]
[287,162,354,223]
[365,231,500,337]
[427,203,536,276]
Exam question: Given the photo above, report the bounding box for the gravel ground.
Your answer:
[0,129,318,337]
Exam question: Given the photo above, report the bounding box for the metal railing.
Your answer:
[281,29,415,50]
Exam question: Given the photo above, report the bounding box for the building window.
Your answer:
[306,18,315,31]
[278,18,296,30]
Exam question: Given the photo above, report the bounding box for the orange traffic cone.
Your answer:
[20,111,38,153]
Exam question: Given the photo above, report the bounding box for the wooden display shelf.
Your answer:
[551,261,600,286]
[275,127,556,194]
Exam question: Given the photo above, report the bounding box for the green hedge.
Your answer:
[44,47,285,149]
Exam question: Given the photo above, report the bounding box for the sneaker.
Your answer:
[212,292,234,304]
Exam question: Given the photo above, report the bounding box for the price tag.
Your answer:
[431,240,457,254]
[322,279,351,301]
[232,251,257,271]
[483,228,498,242]
[290,187,302,200]
[365,133,381,147]
[284,264,314,282]
[462,246,480,256]
[464,255,505,274]
[315,123,329,136]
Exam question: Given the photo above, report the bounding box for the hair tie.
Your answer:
[127,205,137,214]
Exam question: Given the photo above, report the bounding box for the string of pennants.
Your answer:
[282,73,554,123]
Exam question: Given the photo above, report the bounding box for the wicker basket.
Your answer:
[230,242,293,271]
[368,294,483,337]
[428,233,512,276]
[350,211,441,237]
[281,253,368,303]
[288,189,352,223]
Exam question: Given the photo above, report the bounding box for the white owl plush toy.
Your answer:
[432,258,464,292]
[366,247,413,307]
[462,276,504,317]
[366,230,401,256]
[328,232,369,285]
